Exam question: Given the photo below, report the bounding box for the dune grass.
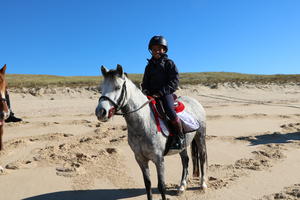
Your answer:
[6,74,101,88]
[5,72,300,88]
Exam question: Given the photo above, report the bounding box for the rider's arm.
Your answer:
[160,60,179,96]
[141,64,151,94]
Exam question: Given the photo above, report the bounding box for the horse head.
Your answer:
[0,64,9,125]
[95,64,127,122]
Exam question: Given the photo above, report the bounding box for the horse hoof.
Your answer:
[177,181,187,195]
[201,182,208,191]
[0,166,4,173]
[177,186,185,195]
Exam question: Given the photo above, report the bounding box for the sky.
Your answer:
[0,0,299,76]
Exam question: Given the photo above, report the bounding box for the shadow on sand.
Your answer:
[23,187,179,200]
[23,188,146,200]
[236,131,300,146]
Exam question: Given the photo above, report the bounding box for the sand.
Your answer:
[0,84,300,200]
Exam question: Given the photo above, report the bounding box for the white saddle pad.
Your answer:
[158,110,200,137]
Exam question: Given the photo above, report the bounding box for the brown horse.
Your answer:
[0,64,10,151]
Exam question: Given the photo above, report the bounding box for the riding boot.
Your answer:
[5,111,22,123]
[169,117,185,150]
[4,91,22,123]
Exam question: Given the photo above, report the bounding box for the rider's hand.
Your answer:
[153,92,162,98]
[153,91,163,98]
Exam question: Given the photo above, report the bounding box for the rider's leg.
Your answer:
[160,94,184,149]
[169,117,184,149]
[5,91,22,123]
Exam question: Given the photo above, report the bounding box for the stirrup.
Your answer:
[169,137,184,150]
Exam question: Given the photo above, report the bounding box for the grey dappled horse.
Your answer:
[95,65,208,200]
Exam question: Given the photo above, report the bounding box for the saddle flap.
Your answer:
[147,95,199,135]
[147,95,185,120]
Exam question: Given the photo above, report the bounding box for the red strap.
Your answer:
[148,96,162,132]
[147,96,185,134]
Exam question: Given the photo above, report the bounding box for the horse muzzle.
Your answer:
[95,107,115,122]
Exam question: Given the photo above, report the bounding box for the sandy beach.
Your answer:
[0,84,299,200]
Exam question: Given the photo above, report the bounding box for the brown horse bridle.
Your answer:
[0,93,8,125]
[0,97,7,102]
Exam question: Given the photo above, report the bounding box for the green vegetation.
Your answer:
[6,74,101,88]
[6,72,300,88]
[179,72,300,86]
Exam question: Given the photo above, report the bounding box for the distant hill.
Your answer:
[6,72,300,88]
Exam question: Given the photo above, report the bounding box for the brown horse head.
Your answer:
[0,64,9,125]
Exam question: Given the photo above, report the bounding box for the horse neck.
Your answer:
[122,79,152,130]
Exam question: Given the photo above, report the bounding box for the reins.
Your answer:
[98,80,154,116]
[115,98,154,116]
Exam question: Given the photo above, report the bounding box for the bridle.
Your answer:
[0,92,7,104]
[0,98,6,102]
[98,80,127,116]
[98,80,153,116]
[0,91,8,121]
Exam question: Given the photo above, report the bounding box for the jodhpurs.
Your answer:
[158,94,177,121]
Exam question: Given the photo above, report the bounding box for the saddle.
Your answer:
[148,95,200,136]
[151,94,184,120]
[148,94,184,136]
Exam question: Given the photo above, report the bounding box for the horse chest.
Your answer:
[128,130,159,156]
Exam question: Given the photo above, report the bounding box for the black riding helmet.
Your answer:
[148,36,168,53]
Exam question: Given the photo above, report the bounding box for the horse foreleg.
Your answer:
[135,156,152,200]
[178,149,189,194]
[154,158,167,200]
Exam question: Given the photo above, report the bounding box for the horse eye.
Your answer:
[115,86,121,90]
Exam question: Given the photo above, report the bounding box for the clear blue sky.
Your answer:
[1,0,299,76]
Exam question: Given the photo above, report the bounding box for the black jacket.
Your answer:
[141,54,179,96]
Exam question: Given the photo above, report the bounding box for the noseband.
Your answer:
[0,92,7,104]
[0,94,8,115]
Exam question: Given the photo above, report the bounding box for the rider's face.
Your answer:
[150,45,166,59]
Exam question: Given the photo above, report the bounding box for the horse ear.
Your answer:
[116,64,124,77]
[0,64,7,74]
[101,65,108,76]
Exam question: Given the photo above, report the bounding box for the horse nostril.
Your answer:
[100,108,107,118]
[96,107,107,119]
